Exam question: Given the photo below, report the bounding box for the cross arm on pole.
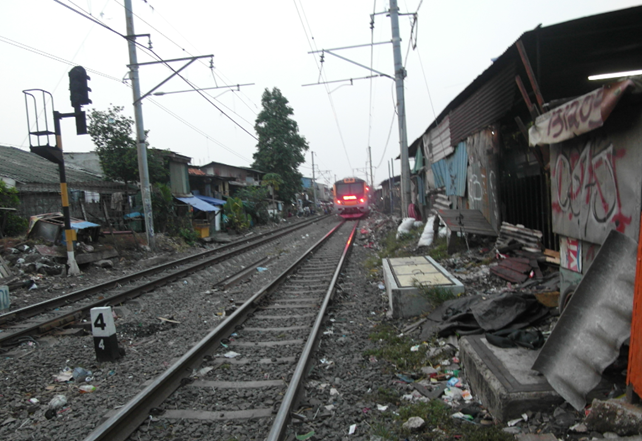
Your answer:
[321,50,393,79]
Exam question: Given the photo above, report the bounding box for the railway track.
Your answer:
[0,216,329,348]
[82,219,358,441]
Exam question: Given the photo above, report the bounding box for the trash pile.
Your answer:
[392,338,494,423]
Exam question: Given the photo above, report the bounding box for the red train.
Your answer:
[333,177,370,219]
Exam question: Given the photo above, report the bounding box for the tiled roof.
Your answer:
[0,145,104,185]
[188,167,206,176]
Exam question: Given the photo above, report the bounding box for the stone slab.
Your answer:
[459,335,564,422]
[383,256,465,319]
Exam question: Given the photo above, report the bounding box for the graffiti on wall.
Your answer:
[551,135,633,243]
[467,130,500,232]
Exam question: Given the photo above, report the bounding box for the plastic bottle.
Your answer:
[72,367,92,382]
[78,385,96,394]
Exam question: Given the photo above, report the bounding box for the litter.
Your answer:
[78,385,96,393]
[330,387,339,396]
[72,367,92,382]
[410,345,421,352]
[53,369,73,382]
[377,282,385,290]
[377,404,388,411]
[295,431,315,440]
[348,424,357,435]
[48,395,67,410]
[29,398,39,404]
[223,351,241,358]
[257,267,268,272]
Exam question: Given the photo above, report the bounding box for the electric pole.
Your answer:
[311,151,318,209]
[124,0,155,250]
[390,0,411,218]
[368,146,374,190]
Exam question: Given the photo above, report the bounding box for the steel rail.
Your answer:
[266,220,358,440]
[0,216,329,346]
[0,216,325,326]
[82,220,347,441]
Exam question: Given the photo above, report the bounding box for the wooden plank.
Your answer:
[490,265,528,283]
[499,259,531,274]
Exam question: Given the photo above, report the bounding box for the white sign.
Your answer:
[0,285,9,311]
[90,306,116,337]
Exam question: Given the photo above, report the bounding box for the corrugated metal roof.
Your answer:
[0,145,104,186]
[431,142,467,197]
[449,61,516,146]
[423,117,452,163]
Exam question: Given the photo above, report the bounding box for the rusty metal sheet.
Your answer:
[529,80,634,146]
[467,129,501,233]
[490,266,528,283]
[438,209,498,237]
[549,107,642,245]
[533,229,636,410]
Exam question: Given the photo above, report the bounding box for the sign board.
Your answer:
[90,306,122,361]
[0,285,9,311]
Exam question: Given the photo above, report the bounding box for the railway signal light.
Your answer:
[69,66,92,109]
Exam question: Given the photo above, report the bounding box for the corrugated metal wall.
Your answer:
[431,142,468,197]
[423,117,453,163]
[449,62,517,146]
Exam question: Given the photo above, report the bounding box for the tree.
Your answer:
[252,88,309,204]
[87,106,169,190]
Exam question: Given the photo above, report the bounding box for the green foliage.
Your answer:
[428,235,449,260]
[179,227,199,245]
[364,324,425,371]
[415,284,458,308]
[150,183,192,238]
[0,181,27,237]
[252,88,308,204]
[0,180,19,208]
[223,196,250,233]
[235,186,270,225]
[88,106,169,186]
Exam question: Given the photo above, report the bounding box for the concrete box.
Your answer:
[383,256,465,319]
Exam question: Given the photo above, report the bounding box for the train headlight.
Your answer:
[359,198,364,203]
[336,200,342,204]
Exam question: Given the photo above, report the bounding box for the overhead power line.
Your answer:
[52,0,257,140]
[1,33,252,162]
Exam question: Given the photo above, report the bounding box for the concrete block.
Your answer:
[383,256,464,319]
[460,335,564,422]
[585,399,642,436]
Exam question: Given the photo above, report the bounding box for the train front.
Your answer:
[334,178,370,219]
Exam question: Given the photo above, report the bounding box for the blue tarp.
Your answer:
[70,220,101,231]
[194,194,226,206]
[176,196,220,212]
[431,141,467,197]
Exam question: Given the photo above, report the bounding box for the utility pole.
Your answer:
[390,0,411,218]
[368,146,374,190]
[388,160,393,214]
[311,151,318,209]
[124,0,155,250]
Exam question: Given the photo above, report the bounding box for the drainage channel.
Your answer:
[0,216,332,347]
[82,220,357,441]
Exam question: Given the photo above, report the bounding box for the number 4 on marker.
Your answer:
[94,313,107,330]
[98,339,105,350]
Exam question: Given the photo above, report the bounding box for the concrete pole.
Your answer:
[389,0,411,218]
[368,146,374,190]
[311,151,318,209]
[124,0,155,250]
[388,159,393,214]
[53,112,80,276]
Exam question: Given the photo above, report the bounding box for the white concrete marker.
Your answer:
[90,306,122,361]
[0,285,9,311]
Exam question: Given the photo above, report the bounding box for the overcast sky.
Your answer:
[2,0,640,189]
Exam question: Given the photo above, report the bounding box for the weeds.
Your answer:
[414,284,458,308]
[364,324,425,371]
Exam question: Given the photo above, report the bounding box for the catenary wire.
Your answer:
[52,0,257,140]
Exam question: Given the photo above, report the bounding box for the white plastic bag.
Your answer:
[396,218,416,239]
[417,215,436,247]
